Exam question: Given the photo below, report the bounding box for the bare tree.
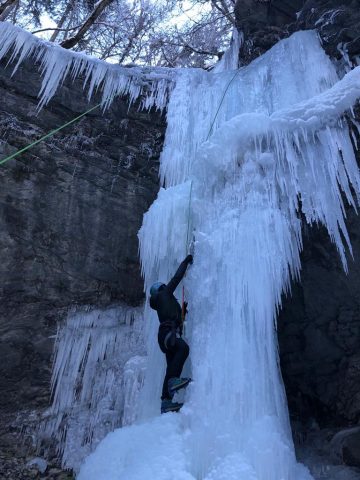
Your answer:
[5,0,236,68]
[50,0,74,42]
[0,0,17,21]
[211,0,236,26]
[60,0,114,49]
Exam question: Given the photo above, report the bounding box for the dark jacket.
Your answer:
[150,256,192,332]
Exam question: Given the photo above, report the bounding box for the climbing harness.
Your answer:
[0,103,101,166]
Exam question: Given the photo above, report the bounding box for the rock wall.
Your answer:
[235,0,360,65]
[0,57,165,420]
[278,207,360,426]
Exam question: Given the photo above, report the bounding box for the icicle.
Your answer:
[122,356,147,426]
[212,27,243,73]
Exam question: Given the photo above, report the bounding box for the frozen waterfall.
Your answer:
[77,30,360,480]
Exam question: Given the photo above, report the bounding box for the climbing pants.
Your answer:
[158,328,189,400]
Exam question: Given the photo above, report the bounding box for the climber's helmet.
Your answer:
[150,282,165,297]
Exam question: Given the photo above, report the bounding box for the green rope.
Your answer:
[206,69,240,141]
[0,66,239,169]
[0,68,239,253]
[0,103,101,166]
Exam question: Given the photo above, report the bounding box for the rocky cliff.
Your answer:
[233,0,360,425]
[236,0,360,65]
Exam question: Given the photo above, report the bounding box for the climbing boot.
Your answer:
[161,399,183,414]
[168,377,192,396]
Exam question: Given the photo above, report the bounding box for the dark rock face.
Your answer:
[0,57,164,419]
[235,0,360,64]
[297,0,360,60]
[343,430,360,468]
[235,0,306,63]
[278,207,360,427]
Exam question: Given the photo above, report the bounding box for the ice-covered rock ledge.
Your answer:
[194,64,360,270]
[0,21,177,110]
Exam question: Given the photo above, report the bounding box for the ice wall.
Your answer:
[78,30,360,480]
[39,305,145,471]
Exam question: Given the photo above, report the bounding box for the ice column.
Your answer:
[139,29,359,479]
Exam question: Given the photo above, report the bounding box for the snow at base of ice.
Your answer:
[78,412,313,480]
[78,29,360,480]
[26,457,48,474]
[78,414,191,480]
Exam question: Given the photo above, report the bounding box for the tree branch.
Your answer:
[32,24,81,35]
[0,0,16,20]
[162,40,222,58]
[0,0,15,15]
[211,0,236,26]
[60,0,115,49]
[50,0,74,42]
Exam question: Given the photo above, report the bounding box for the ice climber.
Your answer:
[150,254,193,414]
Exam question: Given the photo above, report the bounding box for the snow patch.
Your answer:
[78,414,193,480]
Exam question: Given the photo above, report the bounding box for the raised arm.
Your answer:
[166,255,193,294]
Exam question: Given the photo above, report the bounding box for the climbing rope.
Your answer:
[182,68,241,323]
[206,69,241,141]
[0,103,101,166]
[185,180,193,253]
[184,67,241,252]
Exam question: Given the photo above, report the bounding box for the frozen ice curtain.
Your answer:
[81,31,360,480]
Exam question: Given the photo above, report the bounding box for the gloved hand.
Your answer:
[185,254,193,265]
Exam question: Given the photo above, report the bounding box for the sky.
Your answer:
[37,1,210,41]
